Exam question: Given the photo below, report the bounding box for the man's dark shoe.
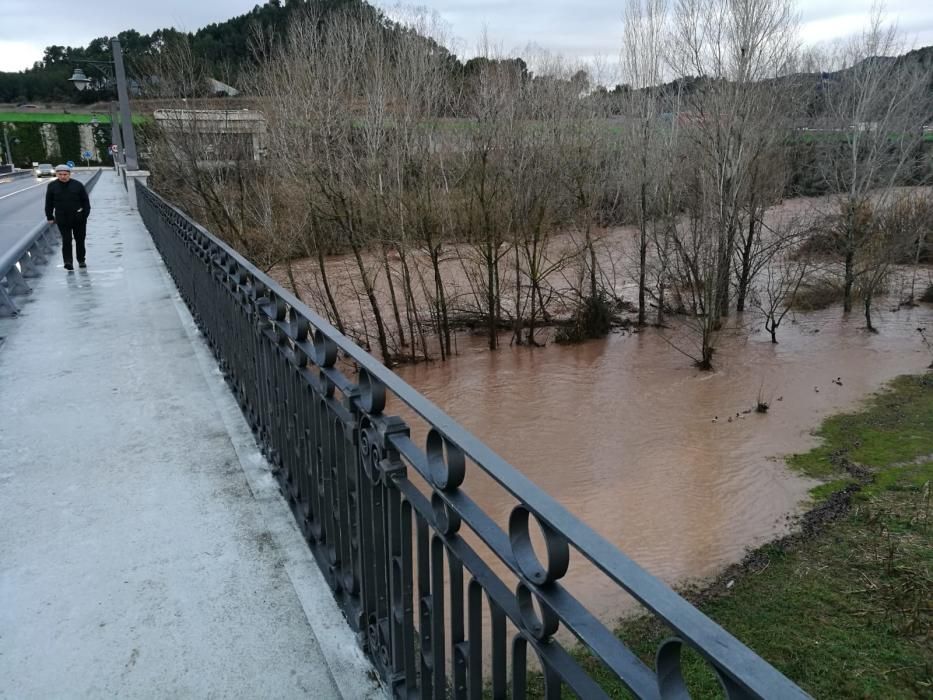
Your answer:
[78,261,87,268]
[64,264,74,271]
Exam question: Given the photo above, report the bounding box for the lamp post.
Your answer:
[68,38,138,170]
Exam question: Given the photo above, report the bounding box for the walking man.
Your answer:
[44,164,90,271]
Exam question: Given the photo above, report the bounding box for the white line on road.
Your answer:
[0,179,47,201]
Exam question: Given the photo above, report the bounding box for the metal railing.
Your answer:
[136,179,809,700]
[0,168,32,180]
[0,169,102,316]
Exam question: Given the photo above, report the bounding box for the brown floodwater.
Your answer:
[388,301,933,623]
[270,190,933,624]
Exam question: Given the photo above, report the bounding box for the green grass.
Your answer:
[0,111,147,124]
[788,374,933,486]
[567,373,932,699]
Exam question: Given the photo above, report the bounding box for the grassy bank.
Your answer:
[0,112,147,124]
[581,373,932,698]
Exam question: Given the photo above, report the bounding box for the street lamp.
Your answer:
[68,38,139,170]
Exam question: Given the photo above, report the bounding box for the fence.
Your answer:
[136,180,809,700]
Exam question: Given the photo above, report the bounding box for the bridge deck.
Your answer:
[0,172,382,699]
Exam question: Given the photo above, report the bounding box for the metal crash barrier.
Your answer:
[137,179,809,700]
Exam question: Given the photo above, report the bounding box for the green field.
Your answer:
[0,111,147,124]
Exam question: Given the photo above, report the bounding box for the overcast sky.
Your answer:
[2,0,932,73]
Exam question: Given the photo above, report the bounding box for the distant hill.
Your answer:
[0,0,403,104]
[2,1,930,110]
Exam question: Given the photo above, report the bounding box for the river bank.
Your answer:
[582,372,932,698]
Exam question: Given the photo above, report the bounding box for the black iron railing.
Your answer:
[136,179,809,700]
[0,169,102,316]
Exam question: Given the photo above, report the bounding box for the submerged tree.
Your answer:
[812,11,933,316]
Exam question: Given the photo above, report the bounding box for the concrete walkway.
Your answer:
[0,172,383,699]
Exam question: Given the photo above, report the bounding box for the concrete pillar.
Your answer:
[125,170,150,211]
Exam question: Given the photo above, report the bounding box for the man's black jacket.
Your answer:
[45,179,91,223]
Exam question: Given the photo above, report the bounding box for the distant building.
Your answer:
[153,109,265,166]
[208,79,239,97]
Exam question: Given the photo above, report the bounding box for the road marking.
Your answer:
[0,179,48,201]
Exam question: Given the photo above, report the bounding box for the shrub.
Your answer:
[554,293,614,343]
[791,278,847,311]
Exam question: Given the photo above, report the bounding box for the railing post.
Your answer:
[0,285,20,316]
[3,266,31,295]
[19,250,40,277]
[126,170,149,209]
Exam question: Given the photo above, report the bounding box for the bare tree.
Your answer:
[812,11,933,315]
[622,0,669,326]
[857,194,924,331]
[751,255,809,342]
[665,0,799,367]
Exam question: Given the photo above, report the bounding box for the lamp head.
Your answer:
[69,67,91,91]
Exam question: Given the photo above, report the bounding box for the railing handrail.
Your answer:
[0,169,103,280]
[138,179,809,699]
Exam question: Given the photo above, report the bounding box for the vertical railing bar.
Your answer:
[417,514,432,700]
[430,536,446,700]
[467,579,483,700]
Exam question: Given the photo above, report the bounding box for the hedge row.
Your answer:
[2,121,113,167]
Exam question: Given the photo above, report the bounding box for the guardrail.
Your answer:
[0,169,33,181]
[136,179,809,700]
[0,169,102,316]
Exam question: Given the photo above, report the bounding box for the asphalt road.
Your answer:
[0,173,91,261]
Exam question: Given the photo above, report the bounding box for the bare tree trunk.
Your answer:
[736,201,757,312]
[864,292,875,332]
[843,248,855,313]
[397,250,420,362]
[313,244,345,335]
[638,179,648,325]
[284,258,302,302]
[351,242,391,361]
[381,243,406,348]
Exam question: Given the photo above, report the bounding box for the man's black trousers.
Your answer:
[57,217,87,266]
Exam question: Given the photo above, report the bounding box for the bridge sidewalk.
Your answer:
[0,172,383,699]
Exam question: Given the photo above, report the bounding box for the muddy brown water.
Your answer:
[385,302,933,624]
[269,190,933,625]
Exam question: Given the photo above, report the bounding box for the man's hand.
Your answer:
[47,219,54,224]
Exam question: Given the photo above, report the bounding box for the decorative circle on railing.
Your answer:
[508,506,570,586]
[313,329,337,367]
[295,316,309,343]
[272,293,286,322]
[431,492,461,536]
[426,429,465,491]
[319,371,335,399]
[516,582,559,641]
[358,368,386,415]
[512,631,561,697]
[359,424,383,485]
[655,638,690,698]
[655,637,744,699]
[293,342,309,368]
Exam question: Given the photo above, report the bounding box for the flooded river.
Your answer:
[270,188,933,622]
[391,302,933,621]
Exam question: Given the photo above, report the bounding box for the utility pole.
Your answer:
[2,125,13,167]
[112,38,139,170]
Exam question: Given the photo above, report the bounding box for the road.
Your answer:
[0,173,92,260]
